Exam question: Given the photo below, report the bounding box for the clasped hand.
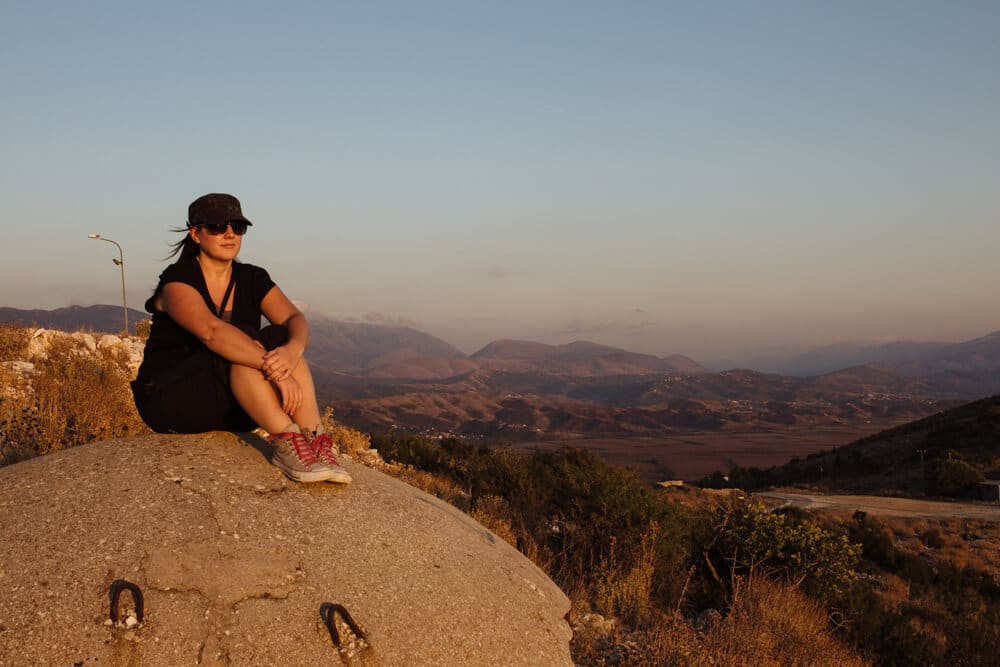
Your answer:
[274,375,302,415]
[261,344,300,381]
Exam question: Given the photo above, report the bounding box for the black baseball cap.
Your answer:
[187,193,253,228]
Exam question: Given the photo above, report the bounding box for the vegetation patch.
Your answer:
[1,332,148,465]
[0,323,30,361]
[705,394,1000,499]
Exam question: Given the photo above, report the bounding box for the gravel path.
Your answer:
[756,491,1000,521]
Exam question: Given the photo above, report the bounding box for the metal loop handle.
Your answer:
[319,602,368,648]
[109,579,144,625]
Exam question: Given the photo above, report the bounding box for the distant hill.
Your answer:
[714,340,950,376]
[0,305,471,380]
[800,332,1000,399]
[1,305,714,384]
[727,394,1000,494]
[472,339,705,376]
[888,331,1000,377]
[327,364,952,439]
[305,315,470,377]
[0,305,146,335]
[712,332,1000,380]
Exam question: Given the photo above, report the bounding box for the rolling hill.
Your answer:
[0,305,146,335]
[726,394,1000,494]
[304,314,470,377]
[472,339,705,376]
[713,332,1000,381]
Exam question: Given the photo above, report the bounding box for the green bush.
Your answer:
[706,502,860,607]
[925,458,982,497]
[848,511,898,569]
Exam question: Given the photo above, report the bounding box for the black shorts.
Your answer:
[132,324,288,434]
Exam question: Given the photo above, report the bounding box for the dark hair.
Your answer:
[165,226,199,261]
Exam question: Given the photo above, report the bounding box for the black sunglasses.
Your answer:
[193,221,249,236]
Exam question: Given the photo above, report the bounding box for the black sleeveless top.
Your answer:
[137,255,276,381]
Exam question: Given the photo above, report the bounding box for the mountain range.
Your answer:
[0,305,146,335]
[708,338,970,377]
[472,339,704,376]
[4,304,1000,439]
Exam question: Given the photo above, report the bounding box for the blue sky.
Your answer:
[2,1,998,361]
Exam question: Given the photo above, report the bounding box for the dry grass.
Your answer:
[1,329,149,466]
[593,524,659,627]
[867,516,1000,574]
[135,318,151,340]
[0,322,30,361]
[572,576,867,666]
[878,571,912,609]
[698,576,867,666]
[470,494,519,546]
[320,407,374,458]
[381,465,469,509]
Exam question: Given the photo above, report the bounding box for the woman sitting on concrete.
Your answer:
[132,193,350,484]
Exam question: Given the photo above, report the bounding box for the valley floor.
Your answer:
[503,421,902,484]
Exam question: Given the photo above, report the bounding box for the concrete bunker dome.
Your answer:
[0,433,572,665]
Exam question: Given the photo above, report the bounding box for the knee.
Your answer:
[230,363,264,386]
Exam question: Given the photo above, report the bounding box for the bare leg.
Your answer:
[230,364,292,434]
[230,360,323,434]
[287,359,322,432]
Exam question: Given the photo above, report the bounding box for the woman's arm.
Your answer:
[160,282,267,369]
[260,285,309,380]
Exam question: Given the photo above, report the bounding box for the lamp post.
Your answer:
[87,234,129,335]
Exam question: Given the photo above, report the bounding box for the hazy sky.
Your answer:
[2,2,998,362]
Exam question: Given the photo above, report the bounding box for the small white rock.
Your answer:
[98,334,121,349]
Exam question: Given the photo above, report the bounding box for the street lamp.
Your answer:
[87,234,129,335]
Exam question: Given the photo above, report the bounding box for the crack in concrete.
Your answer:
[137,462,305,665]
[134,560,307,665]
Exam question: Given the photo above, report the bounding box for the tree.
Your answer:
[925,458,982,497]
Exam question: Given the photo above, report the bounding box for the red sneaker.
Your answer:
[311,433,353,484]
[267,431,335,483]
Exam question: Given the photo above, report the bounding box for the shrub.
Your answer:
[320,407,372,457]
[920,527,946,549]
[470,494,518,546]
[371,433,693,627]
[135,319,152,340]
[925,458,982,497]
[848,511,899,569]
[593,523,659,627]
[1,335,148,465]
[702,576,867,666]
[707,501,860,607]
[0,323,30,361]
[698,470,728,488]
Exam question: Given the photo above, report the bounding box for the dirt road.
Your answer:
[757,492,1000,521]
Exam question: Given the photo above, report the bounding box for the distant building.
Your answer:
[975,481,1000,502]
[657,480,684,489]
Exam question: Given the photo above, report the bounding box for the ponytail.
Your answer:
[164,227,199,261]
